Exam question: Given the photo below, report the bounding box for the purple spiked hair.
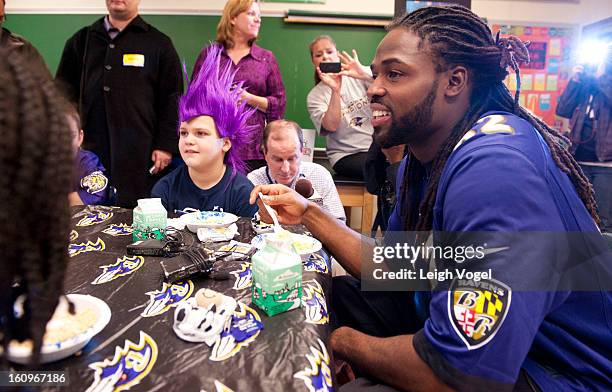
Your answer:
[179,43,254,176]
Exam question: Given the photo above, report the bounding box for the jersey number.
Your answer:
[477,115,515,135]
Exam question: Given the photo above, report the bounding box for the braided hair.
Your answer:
[0,50,73,366]
[390,5,599,231]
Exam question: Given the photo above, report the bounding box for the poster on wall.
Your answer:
[492,23,578,130]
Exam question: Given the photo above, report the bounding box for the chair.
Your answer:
[333,175,375,235]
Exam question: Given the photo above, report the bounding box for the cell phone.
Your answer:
[319,62,341,74]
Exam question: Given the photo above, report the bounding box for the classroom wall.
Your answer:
[7,0,610,25]
[4,12,385,146]
[5,0,393,15]
[5,0,609,144]
[473,0,611,26]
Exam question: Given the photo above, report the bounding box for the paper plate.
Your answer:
[197,224,239,242]
[251,232,322,255]
[185,211,239,232]
[7,294,111,364]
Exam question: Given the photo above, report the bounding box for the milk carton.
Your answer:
[132,198,167,241]
[251,233,302,316]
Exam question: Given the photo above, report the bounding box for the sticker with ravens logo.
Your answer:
[448,278,511,350]
[81,170,108,194]
[303,280,328,325]
[294,338,333,392]
[92,255,144,285]
[102,223,133,236]
[209,302,263,362]
[86,331,157,392]
[230,262,252,290]
[77,210,113,227]
[303,253,329,275]
[69,238,105,257]
[141,281,194,318]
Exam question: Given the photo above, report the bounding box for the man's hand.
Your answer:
[328,326,453,392]
[249,184,310,225]
[151,149,172,174]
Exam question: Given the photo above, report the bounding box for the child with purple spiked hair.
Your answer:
[152,44,259,217]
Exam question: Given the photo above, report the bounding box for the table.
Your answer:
[37,206,334,392]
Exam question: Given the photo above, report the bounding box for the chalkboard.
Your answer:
[6,14,386,147]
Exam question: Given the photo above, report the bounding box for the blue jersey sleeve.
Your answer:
[77,150,108,205]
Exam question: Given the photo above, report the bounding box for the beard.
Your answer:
[375,79,438,149]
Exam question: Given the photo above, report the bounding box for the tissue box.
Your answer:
[132,198,167,241]
[251,246,302,317]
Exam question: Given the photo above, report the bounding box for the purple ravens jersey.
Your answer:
[75,149,108,205]
[389,112,611,390]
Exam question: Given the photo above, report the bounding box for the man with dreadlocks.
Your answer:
[0,50,73,366]
[152,44,258,218]
[251,5,611,391]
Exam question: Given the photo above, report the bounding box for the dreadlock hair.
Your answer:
[180,43,255,177]
[389,5,600,231]
[0,49,73,366]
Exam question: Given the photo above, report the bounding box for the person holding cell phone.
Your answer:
[307,35,374,180]
[192,0,286,173]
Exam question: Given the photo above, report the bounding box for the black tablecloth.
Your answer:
[38,206,333,391]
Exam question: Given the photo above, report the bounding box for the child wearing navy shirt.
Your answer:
[152,45,257,217]
[67,108,108,206]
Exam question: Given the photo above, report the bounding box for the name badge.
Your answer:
[123,54,145,67]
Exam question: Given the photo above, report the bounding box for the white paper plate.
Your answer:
[197,223,239,242]
[7,294,111,364]
[185,211,239,232]
[251,232,322,255]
